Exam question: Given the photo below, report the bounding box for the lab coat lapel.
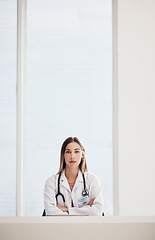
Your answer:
[73,170,83,191]
[60,170,71,192]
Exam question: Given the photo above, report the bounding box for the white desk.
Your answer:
[0,216,155,240]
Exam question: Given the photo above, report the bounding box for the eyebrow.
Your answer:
[65,148,81,151]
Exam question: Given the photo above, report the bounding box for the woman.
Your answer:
[44,137,104,216]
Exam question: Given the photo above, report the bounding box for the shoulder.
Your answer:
[84,171,101,185]
[45,174,59,186]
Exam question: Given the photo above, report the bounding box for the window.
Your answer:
[26,0,113,216]
[0,0,17,216]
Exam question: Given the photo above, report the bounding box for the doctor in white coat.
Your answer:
[44,137,104,216]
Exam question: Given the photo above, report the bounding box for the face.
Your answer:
[64,142,84,169]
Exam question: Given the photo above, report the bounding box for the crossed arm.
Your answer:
[56,198,95,213]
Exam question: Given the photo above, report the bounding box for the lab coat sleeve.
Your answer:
[44,176,68,215]
[68,174,104,216]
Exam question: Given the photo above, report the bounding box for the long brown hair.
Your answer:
[57,137,88,174]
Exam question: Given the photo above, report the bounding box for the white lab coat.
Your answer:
[44,169,104,216]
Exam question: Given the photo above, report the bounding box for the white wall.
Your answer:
[117,0,155,215]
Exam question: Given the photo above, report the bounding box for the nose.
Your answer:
[71,152,75,159]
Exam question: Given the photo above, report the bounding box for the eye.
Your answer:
[65,150,70,153]
[75,150,80,153]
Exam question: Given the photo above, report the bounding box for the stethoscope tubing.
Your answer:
[55,171,89,204]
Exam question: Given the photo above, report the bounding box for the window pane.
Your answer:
[26,0,113,216]
[0,0,17,216]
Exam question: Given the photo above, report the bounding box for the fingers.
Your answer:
[57,205,68,213]
[88,201,93,207]
[56,205,62,210]
[88,198,95,207]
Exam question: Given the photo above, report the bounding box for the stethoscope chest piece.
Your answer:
[82,189,89,197]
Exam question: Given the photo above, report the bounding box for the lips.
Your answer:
[70,161,76,163]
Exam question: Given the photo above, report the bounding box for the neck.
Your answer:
[65,167,79,181]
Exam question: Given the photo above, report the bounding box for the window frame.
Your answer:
[16,0,26,216]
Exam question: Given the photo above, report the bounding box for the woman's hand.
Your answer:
[57,205,69,213]
[88,198,95,207]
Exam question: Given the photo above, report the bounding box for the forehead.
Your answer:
[65,142,81,150]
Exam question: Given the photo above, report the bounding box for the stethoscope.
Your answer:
[55,172,89,204]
